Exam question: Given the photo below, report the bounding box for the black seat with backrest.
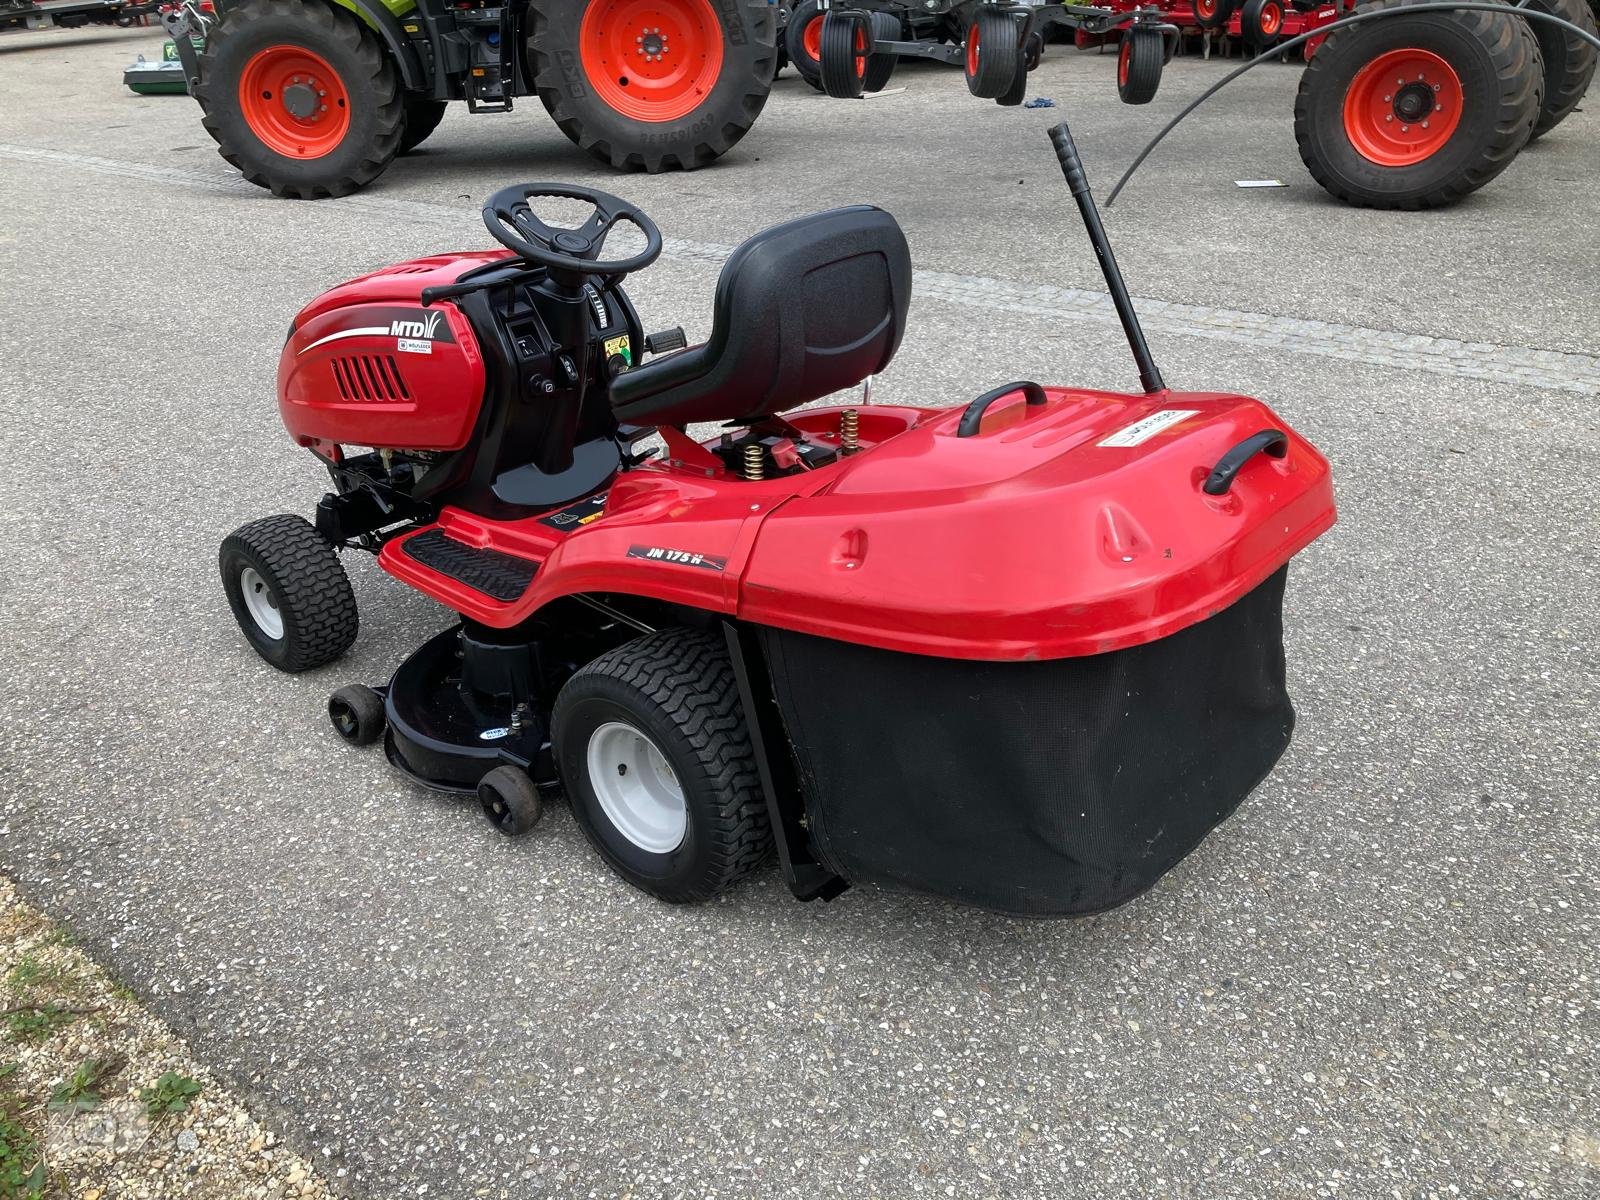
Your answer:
[609,206,912,428]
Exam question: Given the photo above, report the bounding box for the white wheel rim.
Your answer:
[239,566,284,640]
[586,721,686,854]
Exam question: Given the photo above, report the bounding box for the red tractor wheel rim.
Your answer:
[1196,0,1217,18]
[966,23,980,77]
[802,13,823,62]
[238,45,351,160]
[1118,37,1131,86]
[1260,1,1283,35]
[579,0,724,124]
[1342,47,1463,167]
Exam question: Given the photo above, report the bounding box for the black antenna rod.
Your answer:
[1047,122,1165,395]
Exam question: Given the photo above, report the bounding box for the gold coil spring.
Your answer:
[840,408,860,456]
[743,441,765,481]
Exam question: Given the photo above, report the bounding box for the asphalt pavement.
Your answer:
[0,21,1596,1200]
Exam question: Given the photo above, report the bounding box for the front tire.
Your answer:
[1294,0,1544,209]
[398,95,448,155]
[193,0,403,199]
[552,629,772,902]
[220,514,358,672]
[530,0,777,173]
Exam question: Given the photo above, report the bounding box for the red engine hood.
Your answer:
[291,251,513,325]
[738,388,1335,659]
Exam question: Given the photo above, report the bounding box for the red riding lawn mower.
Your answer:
[165,0,779,198]
[219,123,1335,915]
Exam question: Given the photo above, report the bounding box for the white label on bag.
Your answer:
[1097,409,1200,448]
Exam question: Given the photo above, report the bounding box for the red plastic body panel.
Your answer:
[278,252,509,452]
[379,392,1334,662]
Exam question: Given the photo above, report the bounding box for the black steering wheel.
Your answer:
[482,183,662,276]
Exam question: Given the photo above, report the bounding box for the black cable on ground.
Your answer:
[1105,2,1600,206]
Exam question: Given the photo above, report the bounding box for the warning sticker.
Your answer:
[627,545,727,572]
[1097,409,1200,448]
[604,334,632,367]
[538,491,608,531]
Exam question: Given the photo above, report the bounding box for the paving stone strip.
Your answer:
[0,876,338,1200]
[3,142,1597,398]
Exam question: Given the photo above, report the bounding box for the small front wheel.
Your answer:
[220,514,358,672]
[819,10,867,99]
[328,684,385,745]
[1117,29,1165,105]
[478,765,544,836]
[1241,0,1286,50]
[552,629,772,903]
[786,0,828,91]
[965,6,1021,100]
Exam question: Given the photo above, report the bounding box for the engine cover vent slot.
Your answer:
[333,355,411,403]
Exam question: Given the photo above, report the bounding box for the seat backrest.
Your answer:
[609,206,912,427]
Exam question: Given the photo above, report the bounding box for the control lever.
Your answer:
[644,327,688,355]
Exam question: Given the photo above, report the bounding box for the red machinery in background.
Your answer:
[1148,0,1354,59]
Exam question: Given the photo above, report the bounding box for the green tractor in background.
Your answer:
[168,0,778,198]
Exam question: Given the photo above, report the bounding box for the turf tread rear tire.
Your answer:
[194,0,403,199]
[1293,0,1544,209]
[529,1,776,173]
[220,514,358,672]
[553,629,771,902]
[1519,0,1598,138]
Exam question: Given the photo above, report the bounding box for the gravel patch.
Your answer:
[0,876,337,1200]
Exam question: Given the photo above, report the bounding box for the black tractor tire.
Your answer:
[862,10,900,93]
[785,0,827,91]
[966,5,1020,99]
[1294,0,1544,209]
[530,0,777,173]
[193,0,403,199]
[1117,28,1164,104]
[477,765,544,836]
[1193,0,1238,31]
[398,95,447,155]
[1518,0,1598,138]
[220,514,358,673]
[328,684,386,746]
[551,629,772,903]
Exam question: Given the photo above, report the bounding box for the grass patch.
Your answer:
[47,1055,123,1116]
[140,1072,202,1120]
[0,1112,45,1200]
[5,954,83,1001]
[3,1005,77,1047]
